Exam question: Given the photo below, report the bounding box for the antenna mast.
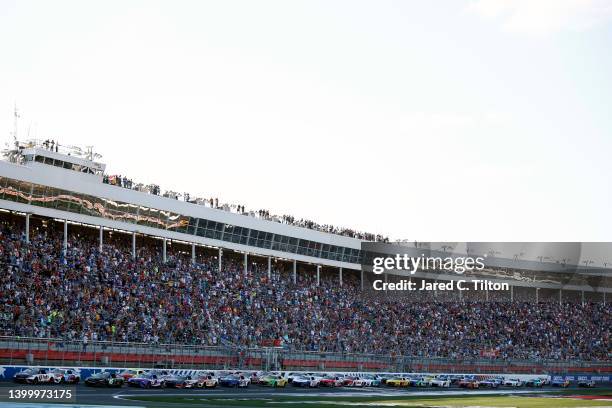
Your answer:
[12,103,20,147]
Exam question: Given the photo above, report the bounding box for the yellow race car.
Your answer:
[386,377,410,387]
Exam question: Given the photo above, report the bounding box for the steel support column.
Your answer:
[267,257,272,279]
[99,226,103,251]
[132,232,136,259]
[63,219,68,255]
[25,213,30,244]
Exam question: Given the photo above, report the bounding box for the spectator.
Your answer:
[0,219,607,361]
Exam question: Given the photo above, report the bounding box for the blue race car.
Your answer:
[219,374,249,388]
[552,378,570,388]
[127,373,165,388]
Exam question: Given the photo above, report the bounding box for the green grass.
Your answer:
[123,390,612,408]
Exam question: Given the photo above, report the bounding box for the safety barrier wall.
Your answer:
[0,337,609,376]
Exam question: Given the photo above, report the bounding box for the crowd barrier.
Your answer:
[0,337,609,377]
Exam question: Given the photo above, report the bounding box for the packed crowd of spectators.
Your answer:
[102,174,387,242]
[0,219,608,361]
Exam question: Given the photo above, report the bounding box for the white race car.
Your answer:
[292,375,320,388]
[503,378,523,387]
[49,368,80,384]
[286,372,302,384]
[26,368,56,384]
[350,377,367,387]
[430,377,451,387]
[361,374,382,387]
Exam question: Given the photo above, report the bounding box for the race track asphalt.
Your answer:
[0,382,601,408]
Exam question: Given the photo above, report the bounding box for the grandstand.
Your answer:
[0,139,609,377]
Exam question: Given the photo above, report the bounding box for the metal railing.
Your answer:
[0,336,609,375]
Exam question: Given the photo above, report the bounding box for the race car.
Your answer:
[13,369,39,384]
[430,376,451,387]
[409,377,430,387]
[525,378,545,387]
[286,372,302,384]
[503,378,523,387]
[14,368,56,384]
[191,374,219,388]
[449,375,465,385]
[249,371,265,385]
[85,371,124,387]
[163,374,191,388]
[184,373,218,388]
[341,376,358,387]
[386,377,410,387]
[539,377,551,386]
[377,374,394,385]
[118,369,147,381]
[319,375,344,387]
[552,378,570,388]
[478,379,500,388]
[291,375,320,388]
[259,374,288,387]
[348,377,366,387]
[492,377,505,386]
[458,378,480,389]
[424,376,438,386]
[361,374,382,387]
[219,374,250,388]
[344,377,366,388]
[578,379,596,388]
[50,368,80,384]
[127,373,165,388]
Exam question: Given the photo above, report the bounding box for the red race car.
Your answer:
[319,375,344,387]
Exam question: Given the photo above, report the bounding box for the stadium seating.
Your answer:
[0,217,609,363]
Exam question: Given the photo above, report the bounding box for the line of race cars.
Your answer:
[11,368,597,389]
[371,375,594,389]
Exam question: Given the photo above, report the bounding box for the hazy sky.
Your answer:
[1,0,611,241]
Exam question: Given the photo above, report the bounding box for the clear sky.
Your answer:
[1,0,611,241]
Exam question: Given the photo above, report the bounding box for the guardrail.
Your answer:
[0,336,609,375]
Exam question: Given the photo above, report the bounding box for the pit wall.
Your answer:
[0,365,609,384]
